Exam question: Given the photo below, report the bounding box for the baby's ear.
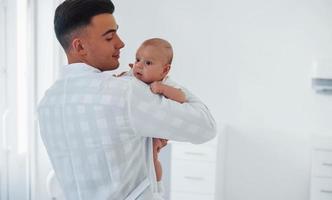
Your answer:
[163,64,171,74]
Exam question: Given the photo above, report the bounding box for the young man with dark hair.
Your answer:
[38,0,217,199]
[54,0,123,71]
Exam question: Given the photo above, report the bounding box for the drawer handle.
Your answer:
[322,163,332,167]
[184,152,206,156]
[321,190,332,194]
[183,176,204,181]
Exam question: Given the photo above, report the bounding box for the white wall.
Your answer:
[114,0,332,200]
[211,1,332,200]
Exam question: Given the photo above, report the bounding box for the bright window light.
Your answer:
[17,0,28,154]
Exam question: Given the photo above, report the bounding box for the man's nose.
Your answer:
[115,34,125,49]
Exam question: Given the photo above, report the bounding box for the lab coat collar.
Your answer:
[60,63,101,79]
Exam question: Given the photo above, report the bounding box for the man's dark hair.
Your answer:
[54,0,115,51]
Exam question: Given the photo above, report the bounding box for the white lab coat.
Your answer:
[37,63,216,200]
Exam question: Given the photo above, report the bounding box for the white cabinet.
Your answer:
[169,137,219,200]
[311,178,332,200]
[171,192,215,200]
[311,137,332,200]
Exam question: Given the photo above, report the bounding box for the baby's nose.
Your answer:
[135,62,144,68]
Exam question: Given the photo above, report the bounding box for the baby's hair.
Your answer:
[141,38,173,65]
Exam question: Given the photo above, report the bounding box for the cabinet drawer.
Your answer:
[171,160,216,194]
[313,138,332,151]
[171,136,218,149]
[312,150,332,177]
[171,143,217,162]
[171,192,215,200]
[311,178,332,200]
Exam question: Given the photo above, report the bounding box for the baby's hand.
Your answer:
[150,81,164,94]
[128,63,134,68]
[113,71,127,77]
[113,63,133,77]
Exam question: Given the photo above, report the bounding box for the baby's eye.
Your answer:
[135,58,140,63]
[145,60,152,66]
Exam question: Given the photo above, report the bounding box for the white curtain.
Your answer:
[0,0,31,199]
[0,0,9,199]
[0,0,65,199]
[33,0,66,199]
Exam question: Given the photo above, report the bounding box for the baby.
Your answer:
[120,38,187,199]
[132,38,186,103]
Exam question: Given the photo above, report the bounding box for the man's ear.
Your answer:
[71,38,87,56]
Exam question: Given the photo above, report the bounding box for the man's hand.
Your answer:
[153,138,168,154]
[152,138,168,181]
[159,138,168,149]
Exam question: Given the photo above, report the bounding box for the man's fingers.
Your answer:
[161,139,168,146]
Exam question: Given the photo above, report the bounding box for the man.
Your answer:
[37,0,217,199]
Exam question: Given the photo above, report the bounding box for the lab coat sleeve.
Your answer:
[127,78,216,144]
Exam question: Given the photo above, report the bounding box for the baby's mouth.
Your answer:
[135,72,143,77]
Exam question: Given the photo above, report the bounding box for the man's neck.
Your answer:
[68,57,85,64]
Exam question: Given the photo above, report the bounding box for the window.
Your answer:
[0,0,35,199]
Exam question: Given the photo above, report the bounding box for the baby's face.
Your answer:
[133,45,169,84]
